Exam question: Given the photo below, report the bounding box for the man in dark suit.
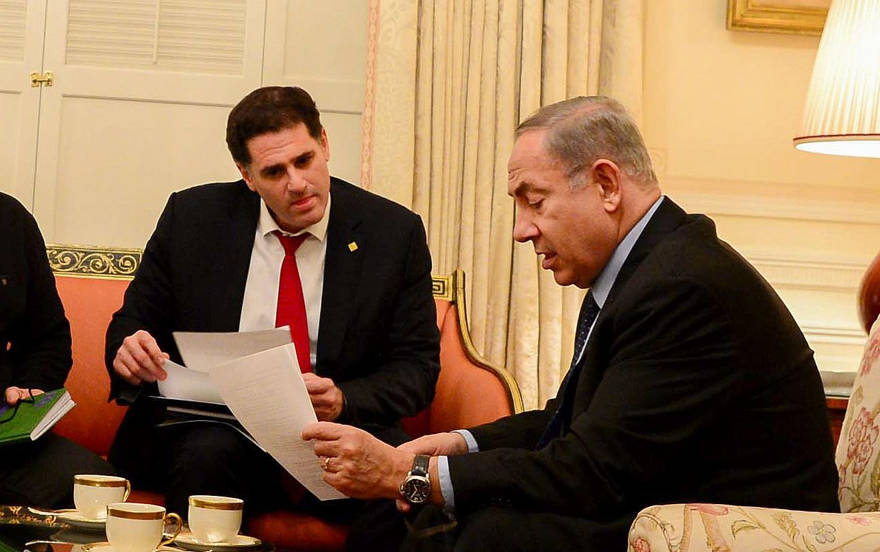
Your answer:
[1,192,115,507]
[105,87,439,540]
[302,96,839,551]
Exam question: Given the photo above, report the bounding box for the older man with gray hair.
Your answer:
[303,96,839,551]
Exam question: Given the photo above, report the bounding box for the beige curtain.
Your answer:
[361,0,644,409]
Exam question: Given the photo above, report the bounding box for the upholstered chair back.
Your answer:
[836,316,880,512]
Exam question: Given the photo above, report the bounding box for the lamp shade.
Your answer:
[794,0,880,158]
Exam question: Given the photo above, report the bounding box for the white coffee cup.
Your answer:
[73,474,131,519]
[106,502,182,552]
[188,495,244,543]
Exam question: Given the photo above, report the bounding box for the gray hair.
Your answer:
[516,96,657,188]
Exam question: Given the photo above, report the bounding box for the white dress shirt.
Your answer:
[239,196,331,369]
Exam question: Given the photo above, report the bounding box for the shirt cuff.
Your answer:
[437,455,456,512]
[453,429,479,452]
[438,430,479,513]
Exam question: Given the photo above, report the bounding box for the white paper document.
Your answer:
[157,360,225,404]
[209,343,345,501]
[172,327,292,373]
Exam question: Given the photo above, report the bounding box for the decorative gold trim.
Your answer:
[727,0,829,35]
[188,496,244,510]
[449,269,524,414]
[47,244,141,280]
[74,475,128,488]
[431,275,454,302]
[107,506,165,520]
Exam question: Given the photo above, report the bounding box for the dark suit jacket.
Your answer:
[0,192,71,393]
[448,198,839,546]
[106,178,439,435]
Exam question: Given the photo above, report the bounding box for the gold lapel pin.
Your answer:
[348,241,358,252]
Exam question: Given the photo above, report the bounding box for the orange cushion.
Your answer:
[52,275,129,457]
[430,308,511,432]
[402,299,454,437]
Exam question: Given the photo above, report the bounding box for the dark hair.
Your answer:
[226,86,324,165]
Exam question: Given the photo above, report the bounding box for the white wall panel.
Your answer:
[51,96,239,247]
[263,0,367,112]
[66,0,247,75]
[263,0,367,183]
[33,0,266,244]
[0,0,26,62]
[0,92,25,200]
[0,0,44,208]
[322,111,363,186]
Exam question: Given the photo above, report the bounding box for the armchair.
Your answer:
[627,316,880,551]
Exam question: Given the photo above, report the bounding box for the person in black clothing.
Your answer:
[104,86,438,549]
[0,192,114,508]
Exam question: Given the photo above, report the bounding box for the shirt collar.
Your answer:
[257,193,331,242]
[590,195,664,307]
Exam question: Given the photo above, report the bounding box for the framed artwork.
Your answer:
[727,0,831,35]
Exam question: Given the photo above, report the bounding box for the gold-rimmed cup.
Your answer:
[187,495,243,543]
[73,474,131,520]
[106,502,182,552]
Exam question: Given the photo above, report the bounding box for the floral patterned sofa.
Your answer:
[628,316,880,552]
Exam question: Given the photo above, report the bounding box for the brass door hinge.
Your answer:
[30,71,53,87]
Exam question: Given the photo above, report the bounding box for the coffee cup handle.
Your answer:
[160,512,183,546]
[122,480,131,501]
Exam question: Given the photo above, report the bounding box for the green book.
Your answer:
[0,388,75,445]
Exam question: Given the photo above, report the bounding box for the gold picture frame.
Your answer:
[727,0,831,35]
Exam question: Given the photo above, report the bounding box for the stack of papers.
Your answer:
[158,327,293,403]
[156,328,344,501]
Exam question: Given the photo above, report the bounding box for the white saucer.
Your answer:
[28,507,106,532]
[81,543,178,552]
[174,533,262,551]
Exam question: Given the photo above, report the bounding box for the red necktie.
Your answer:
[275,232,312,373]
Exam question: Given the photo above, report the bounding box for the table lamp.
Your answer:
[794,0,880,331]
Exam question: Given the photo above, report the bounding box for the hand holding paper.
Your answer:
[112,330,169,385]
[302,421,413,501]
[301,373,345,421]
[209,343,345,501]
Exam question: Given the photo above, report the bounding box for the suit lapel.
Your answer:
[571,198,688,408]
[601,198,687,313]
[316,179,364,372]
[216,182,261,330]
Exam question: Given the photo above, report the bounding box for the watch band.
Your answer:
[411,454,429,476]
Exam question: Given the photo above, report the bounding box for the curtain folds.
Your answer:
[361,0,644,409]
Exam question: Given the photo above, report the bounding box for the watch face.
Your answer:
[402,476,431,503]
